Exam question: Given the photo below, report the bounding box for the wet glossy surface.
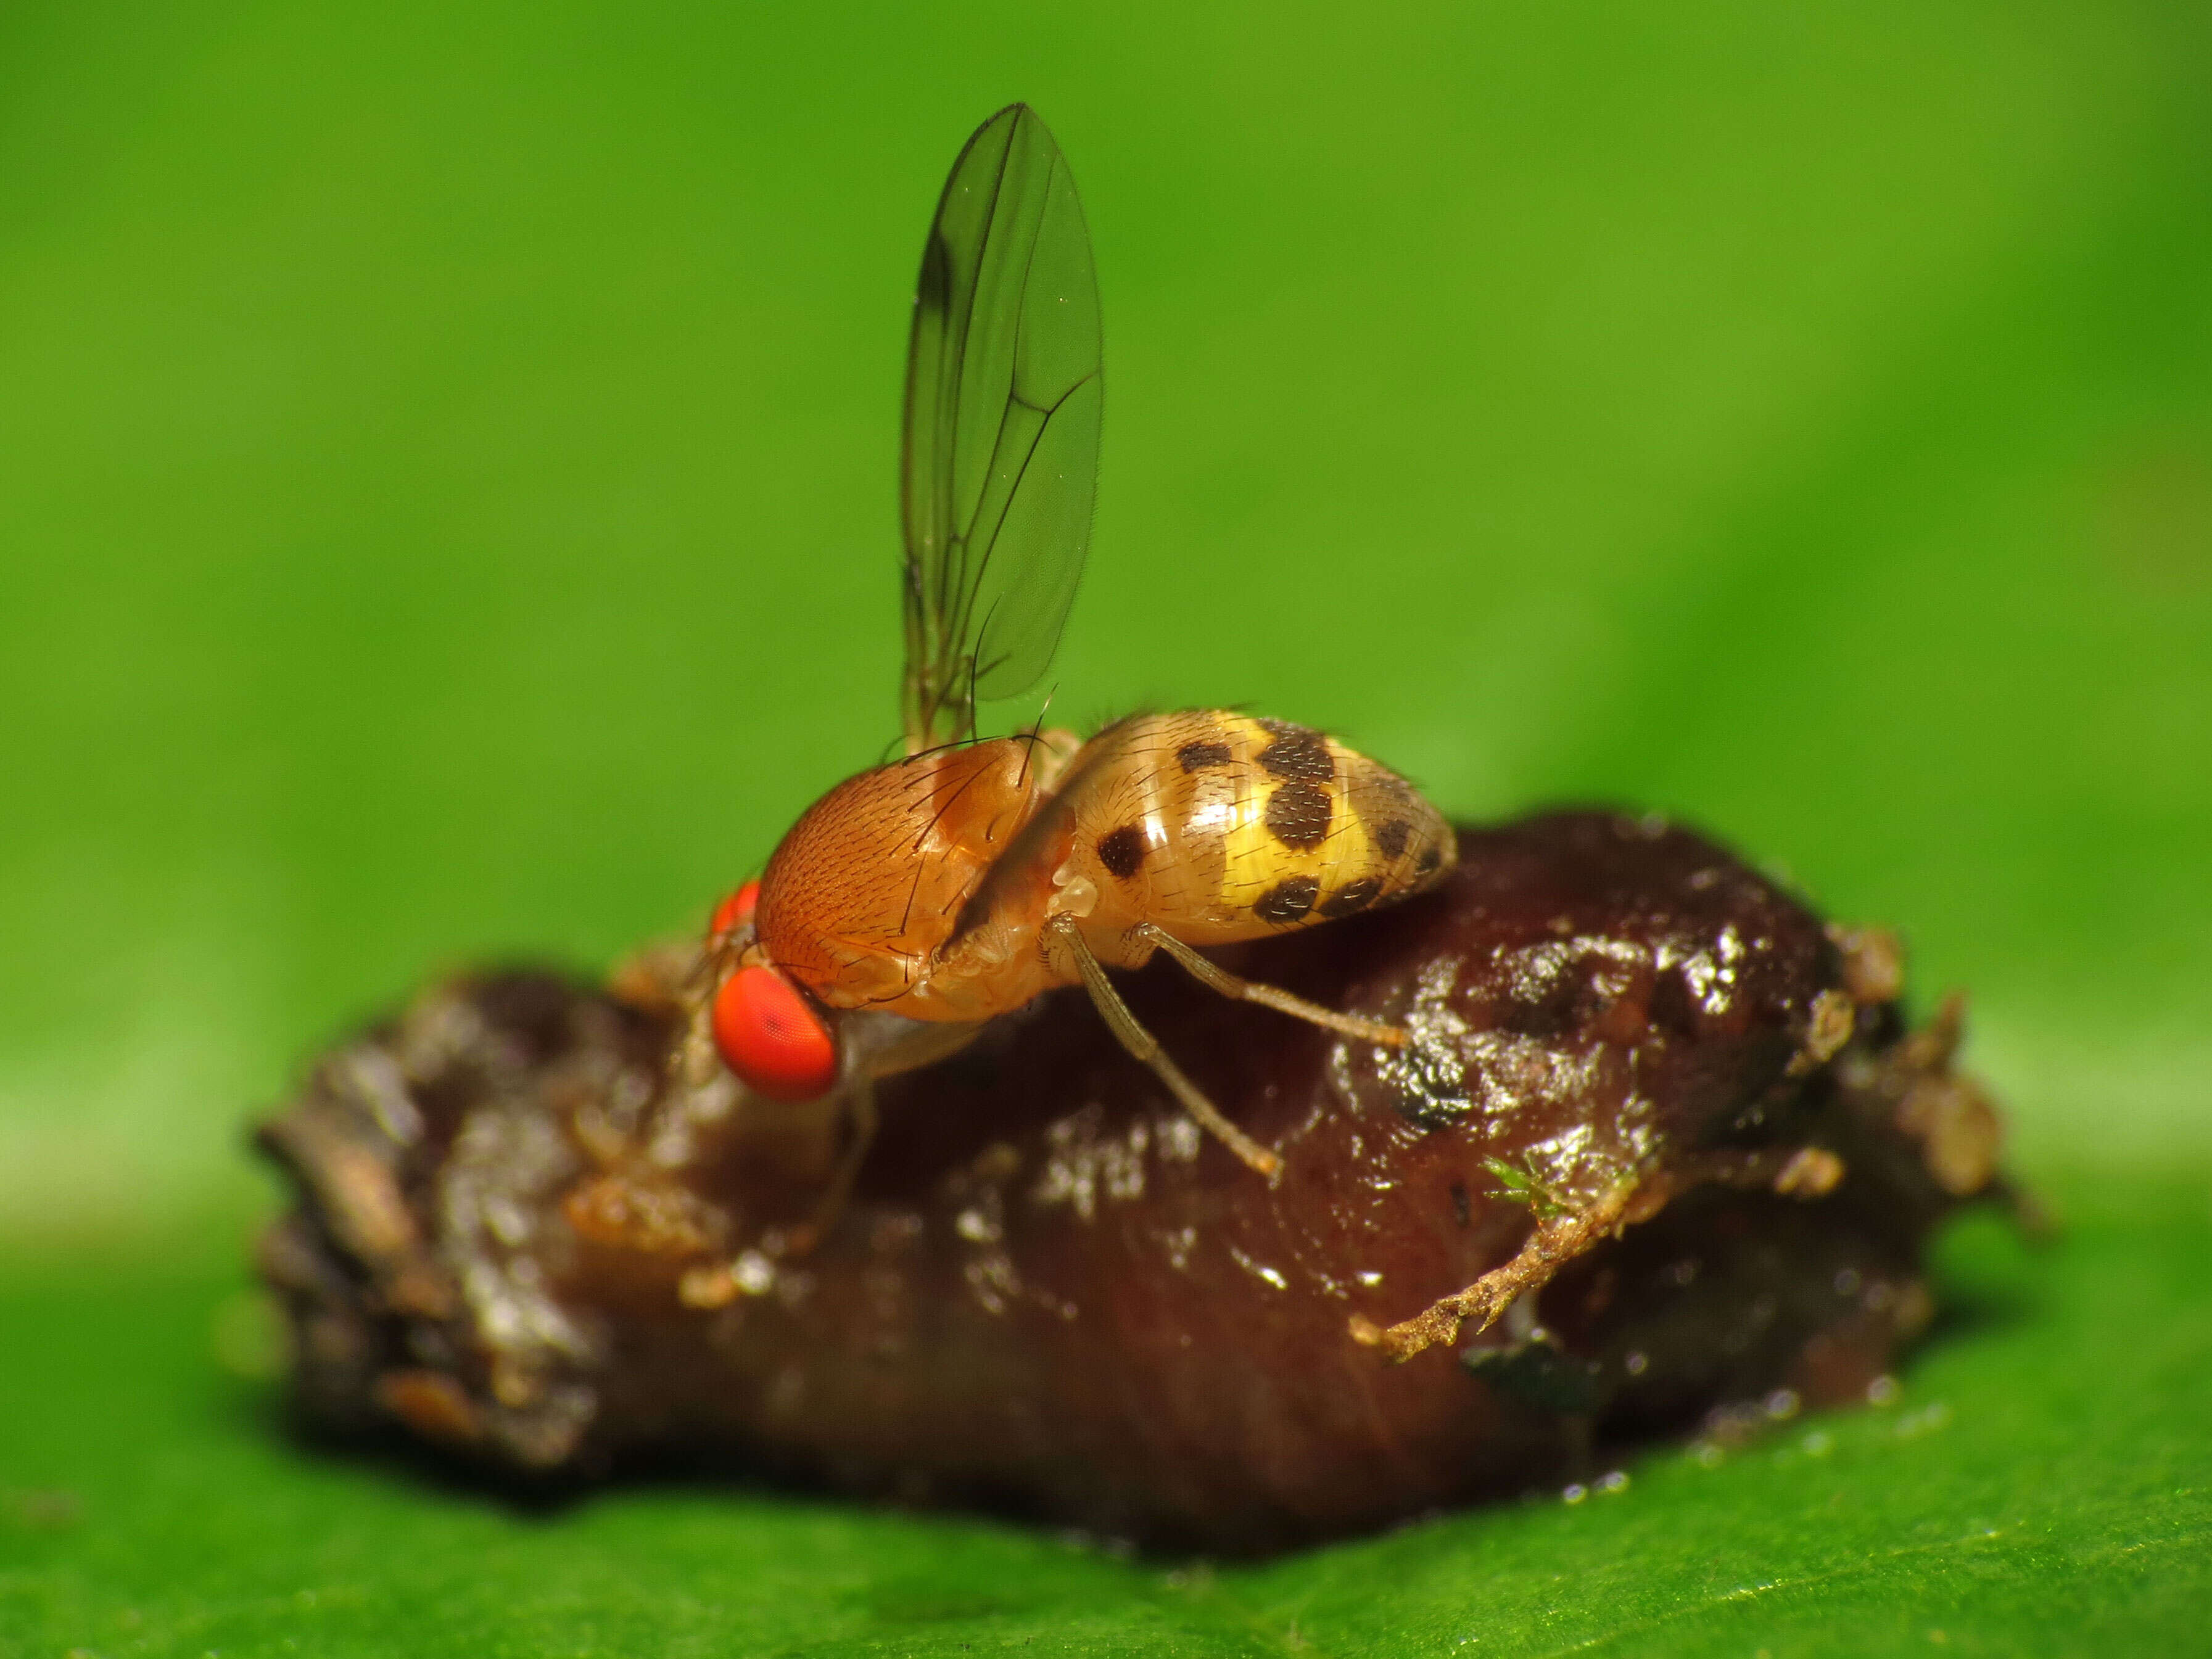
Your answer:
[258,813,1998,1553]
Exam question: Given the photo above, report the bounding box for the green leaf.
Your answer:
[3,1170,2207,1655]
[1,0,2208,1651]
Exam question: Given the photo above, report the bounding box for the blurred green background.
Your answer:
[2,1,2207,1653]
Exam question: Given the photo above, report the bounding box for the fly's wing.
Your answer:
[901,105,1102,753]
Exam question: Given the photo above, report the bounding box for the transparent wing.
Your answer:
[901,104,1102,752]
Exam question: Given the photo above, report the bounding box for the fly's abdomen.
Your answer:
[1070,710,1455,949]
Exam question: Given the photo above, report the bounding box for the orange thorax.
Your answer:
[749,737,1068,1021]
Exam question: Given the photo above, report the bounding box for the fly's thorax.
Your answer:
[1028,725,1085,792]
[752,736,1054,1009]
[1060,710,1455,953]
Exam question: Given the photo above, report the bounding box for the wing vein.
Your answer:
[898,105,1102,754]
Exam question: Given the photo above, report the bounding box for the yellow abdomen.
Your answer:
[1060,710,1455,959]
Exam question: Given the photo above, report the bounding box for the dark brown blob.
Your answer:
[1318,877,1384,918]
[1176,741,1231,773]
[1262,781,1333,851]
[1251,873,1321,923]
[1096,824,1147,880]
[1416,845,1443,875]
[1254,720,1334,783]
[1375,818,1411,861]
[256,812,2006,1555]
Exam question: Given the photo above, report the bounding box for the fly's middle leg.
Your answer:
[1048,915,1282,1180]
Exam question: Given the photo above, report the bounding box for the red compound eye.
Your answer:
[712,965,838,1100]
[709,879,761,937]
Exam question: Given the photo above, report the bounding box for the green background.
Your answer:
[2,1,2206,1653]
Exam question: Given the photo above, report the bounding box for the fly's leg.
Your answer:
[786,1075,878,1256]
[1348,1145,1847,1362]
[666,923,749,1093]
[1133,924,1408,1048]
[1050,916,1282,1180]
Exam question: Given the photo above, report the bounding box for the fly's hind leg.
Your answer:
[1133,924,1408,1048]
[1050,916,1282,1180]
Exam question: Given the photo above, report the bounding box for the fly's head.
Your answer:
[698,878,840,1103]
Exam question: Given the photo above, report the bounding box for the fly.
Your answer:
[693,105,1456,1222]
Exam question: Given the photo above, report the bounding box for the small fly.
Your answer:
[694,106,1455,1220]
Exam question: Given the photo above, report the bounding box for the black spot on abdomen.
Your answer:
[1176,740,1231,773]
[1375,818,1411,861]
[1253,875,1320,925]
[1255,721,1335,783]
[1318,877,1382,918]
[1264,781,1332,850]
[1096,825,1147,881]
[1417,846,1443,875]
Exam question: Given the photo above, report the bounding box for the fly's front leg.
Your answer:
[785,1074,878,1256]
[1133,924,1407,1048]
[1050,916,1282,1180]
[669,923,749,1093]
